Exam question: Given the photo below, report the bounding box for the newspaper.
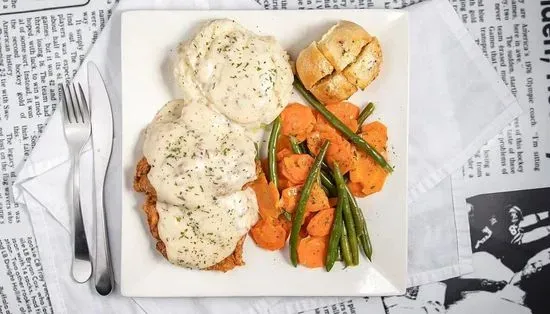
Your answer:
[0,0,548,313]
[0,0,115,313]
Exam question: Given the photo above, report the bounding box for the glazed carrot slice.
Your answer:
[277,135,292,153]
[250,219,287,251]
[318,125,354,175]
[306,183,330,212]
[280,154,315,185]
[280,103,316,142]
[306,131,323,156]
[278,215,292,240]
[250,171,281,220]
[349,121,389,196]
[327,144,354,175]
[278,177,292,190]
[280,183,329,213]
[350,157,388,196]
[347,181,368,197]
[360,121,387,151]
[276,148,293,162]
[280,186,300,213]
[307,208,335,237]
[328,197,338,207]
[268,181,280,205]
[297,236,328,268]
[329,101,360,118]
[317,101,360,132]
[299,211,315,238]
[307,124,354,174]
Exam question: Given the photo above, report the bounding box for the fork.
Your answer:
[61,83,93,283]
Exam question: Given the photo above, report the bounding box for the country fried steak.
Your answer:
[133,157,245,272]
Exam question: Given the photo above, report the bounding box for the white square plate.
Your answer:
[121,9,408,297]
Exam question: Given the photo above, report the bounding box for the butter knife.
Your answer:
[88,62,114,296]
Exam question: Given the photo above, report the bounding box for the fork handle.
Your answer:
[71,154,93,283]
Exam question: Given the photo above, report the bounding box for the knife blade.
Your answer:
[88,61,114,296]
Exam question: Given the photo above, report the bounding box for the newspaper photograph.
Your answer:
[1,0,549,313]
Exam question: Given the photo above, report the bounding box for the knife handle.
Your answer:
[94,181,114,296]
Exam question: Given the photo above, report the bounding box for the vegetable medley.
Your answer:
[249,79,391,270]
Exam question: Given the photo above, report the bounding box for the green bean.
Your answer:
[289,136,304,154]
[299,133,373,259]
[290,136,328,193]
[291,136,337,196]
[317,156,337,196]
[317,162,337,197]
[289,141,330,267]
[302,141,372,259]
[314,154,337,195]
[320,162,332,175]
[320,170,337,197]
[331,163,357,266]
[319,183,329,195]
[357,102,375,126]
[299,142,309,154]
[342,189,359,265]
[293,135,335,194]
[340,217,353,267]
[289,137,309,155]
[326,171,345,271]
[294,78,393,173]
[327,162,353,270]
[346,186,373,260]
[267,117,281,189]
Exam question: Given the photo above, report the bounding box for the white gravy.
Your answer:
[174,19,293,128]
[143,99,259,268]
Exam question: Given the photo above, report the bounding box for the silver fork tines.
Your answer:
[61,82,93,284]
